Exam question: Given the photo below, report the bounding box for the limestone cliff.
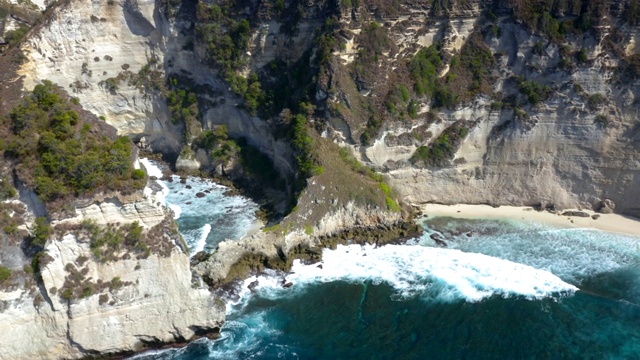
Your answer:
[17,0,183,155]
[319,0,640,216]
[0,175,224,360]
[2,0,640,356]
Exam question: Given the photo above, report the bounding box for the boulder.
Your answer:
[430,233,447,247]
[597,199,615,214]
[561,211,590,218]
[533,201,556,212]
[248,280,259,292]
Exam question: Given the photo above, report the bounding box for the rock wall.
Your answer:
[18,0,182,155]
[0,178,224,359]
[324,0,640,216]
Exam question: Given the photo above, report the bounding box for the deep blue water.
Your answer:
[134,167,640,359]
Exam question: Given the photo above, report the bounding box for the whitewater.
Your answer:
[139,158,259,255]
[133,167,640,359]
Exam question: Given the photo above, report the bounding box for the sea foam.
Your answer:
[140,158,260,257]
[420,218,640,285]
[239,244,577,306]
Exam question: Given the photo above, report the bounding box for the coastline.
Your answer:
[419,204,640,237]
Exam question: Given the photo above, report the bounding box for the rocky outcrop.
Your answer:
[194,197,418,286]
[0,239,223,359]
[0,177,224,359]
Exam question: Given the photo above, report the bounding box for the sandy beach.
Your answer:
[419,204,640,237]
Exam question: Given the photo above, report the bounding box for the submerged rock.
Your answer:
[430,233,447,247]
[248,280,259,292]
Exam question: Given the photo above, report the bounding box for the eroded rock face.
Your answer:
[18,0,182,156]
[0,238,223,359]
[322,1,640,216]
[194,200,406,286]
[0,178,224,359]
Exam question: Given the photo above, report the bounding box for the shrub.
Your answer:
[32,217,51,247]
[594,114,612,128]
[5,81,142,206]
[3,24,29,47]
[411,45,442,96]
[411,122,469,167]
[0,176,16,200]
[290,113,323,179]
[0,265,11,282]
[587,93,607,111]
[131,169,146,180]
[576,49,589,63]
[517,78,552,105]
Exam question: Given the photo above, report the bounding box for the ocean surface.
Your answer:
[135,163,640,359]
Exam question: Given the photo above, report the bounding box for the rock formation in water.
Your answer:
[2,0,640,357]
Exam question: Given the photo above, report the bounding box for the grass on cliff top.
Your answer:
[275,135,401,235]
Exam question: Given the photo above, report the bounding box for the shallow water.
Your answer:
[133,172,640,359]
[140,159,259,254]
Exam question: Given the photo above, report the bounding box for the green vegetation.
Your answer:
[3,23,29,47]
[379,182,400,212]
[409,35,494,109]
[361,115,383,146]
[448,35,495,97]
[59,262,95,300]
[0,176,16,200]
[290,112,324,180]
[385,84,412,118]
[304,224,314,235]
[517,78,552,105]
[98,77,120,94]
[31,217,51,247]
[587,93,607,111]
[594,114,612,128]
[411,45,442,97]
[195,2,264,114]
[625,0,640,25]
[353,22,394,88]
[338,147,399,212]
[4,81,145,206]
[167,88,198,126]
[82,220,149,262]
[576,48,589,63]
[511,1,607,41]
[411,122,469,168]
[0,265,11,283]
[196,126,240,163]
[0,202,25,237]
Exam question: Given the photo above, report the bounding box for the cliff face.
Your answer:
[320,0,640,216]
[2,0,640,355]
[20,0,638,217]
[17,0,183,155]
[0,177,224,360]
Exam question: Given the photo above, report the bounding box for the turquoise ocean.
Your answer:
[135,161,640,360]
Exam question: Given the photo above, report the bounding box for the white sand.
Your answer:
[419,204,640,237]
